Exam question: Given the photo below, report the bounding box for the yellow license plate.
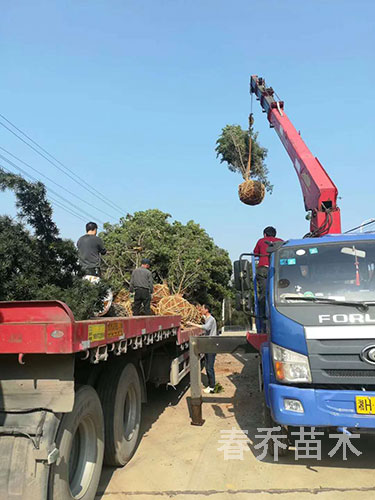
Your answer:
[355,396,375,414]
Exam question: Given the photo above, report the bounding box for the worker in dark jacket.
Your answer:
[77,222,107,277]
[130,259,153,315]
[253,226,283,331]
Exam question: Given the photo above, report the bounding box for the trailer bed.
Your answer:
[0,300,199,355]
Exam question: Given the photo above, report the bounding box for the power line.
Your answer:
[0,163,89,225]
[48,197,88,223]
[0,161,105,226]
[0,114,125,215]
[0,146,117,220]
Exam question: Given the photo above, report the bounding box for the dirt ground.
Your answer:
[96,342,375,500]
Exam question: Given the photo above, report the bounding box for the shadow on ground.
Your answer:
[96,375,192,498]
[217,351,375,469]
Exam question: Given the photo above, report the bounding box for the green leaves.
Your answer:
[215,124,273,193]
[101,210,232,317]
[0,169,232,320]
[0,169,106,319]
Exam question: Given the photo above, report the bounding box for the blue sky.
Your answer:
[1,0,374,260]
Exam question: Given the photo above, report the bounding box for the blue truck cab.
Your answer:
[237,233,375,441]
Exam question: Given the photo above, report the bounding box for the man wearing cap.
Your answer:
[130,259,154,315]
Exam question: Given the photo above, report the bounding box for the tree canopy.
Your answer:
[0,170,233,321]
[101,209,232,317]
[0,169,106,319]
[216,124,273,193]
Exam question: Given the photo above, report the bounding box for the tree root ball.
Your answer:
[113,289,133,316]
[114,289,131,304]
[157,295,197,325]
[238,180,265,206]
[151,283,170,305]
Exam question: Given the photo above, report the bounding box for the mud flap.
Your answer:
[0,410,61,500]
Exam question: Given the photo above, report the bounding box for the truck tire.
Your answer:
[49,385,104,500]
[263,404,289,457]
[97,362,142,467]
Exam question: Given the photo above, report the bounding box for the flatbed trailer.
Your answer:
[0,300,201,500]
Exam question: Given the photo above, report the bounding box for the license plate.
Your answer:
[355,396,375,414]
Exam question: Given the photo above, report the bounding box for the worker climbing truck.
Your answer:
[235,76,375,454]
[0,301,199,499]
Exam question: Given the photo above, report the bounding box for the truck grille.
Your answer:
[324,369,375,378]
[307,338,375,385]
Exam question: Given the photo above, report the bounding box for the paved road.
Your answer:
[96,346,375,500]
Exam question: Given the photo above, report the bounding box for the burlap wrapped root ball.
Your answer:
[157,295,197,326]
[151,283,170,305]
[150,304,159,315]
[114,289,131,304]
[113,289,133,317]
[238,179,265,206]
[111,302,133,317]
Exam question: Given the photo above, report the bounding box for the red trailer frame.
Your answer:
[0,300,199,355]
[0,300,202,500]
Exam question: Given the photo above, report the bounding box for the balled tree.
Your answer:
[216,124,272,205]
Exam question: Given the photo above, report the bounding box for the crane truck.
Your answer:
[234,76,375,454]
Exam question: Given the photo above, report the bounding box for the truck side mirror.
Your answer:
[233,259,252,291]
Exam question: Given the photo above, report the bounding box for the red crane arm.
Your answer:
[250,75,341,236]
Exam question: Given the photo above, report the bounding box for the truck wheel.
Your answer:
[49,385,104,500]
[263,404,289,457]
[97,362,142,466]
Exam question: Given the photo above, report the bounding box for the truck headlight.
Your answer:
[271,343,312,383]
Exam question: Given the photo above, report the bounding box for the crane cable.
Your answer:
[245,93,254,181]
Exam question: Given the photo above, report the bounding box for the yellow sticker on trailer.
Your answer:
[88,324,105,342]
[107,321,123,338]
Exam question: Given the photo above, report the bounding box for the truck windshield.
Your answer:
[275,241,375,305]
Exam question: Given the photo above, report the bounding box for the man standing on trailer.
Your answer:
[130,258,154,315]
[188,304,218,394]
[253,226,282,331]
[77,222,107,277]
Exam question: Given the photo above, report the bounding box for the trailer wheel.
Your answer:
[49,385,104,500]
[263,404,289,457]
[97,362,142,466]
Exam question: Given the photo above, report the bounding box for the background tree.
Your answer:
[102,209,174,289]
[0,169,106,319]
[101,209,232,318]
[215,124,273,193]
